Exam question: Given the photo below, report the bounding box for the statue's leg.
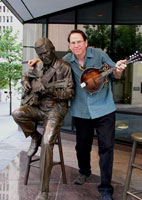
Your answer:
[36,105,67,200]
[12,105,44,156]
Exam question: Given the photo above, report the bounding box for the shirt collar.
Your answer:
[70,47,94,63]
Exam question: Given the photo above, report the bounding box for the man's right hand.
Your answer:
[28,59,41,70]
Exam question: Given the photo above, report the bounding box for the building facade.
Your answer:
[0,0,23,42]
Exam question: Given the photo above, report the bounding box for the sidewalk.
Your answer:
[0,101,30,171]
[0,101,142,200]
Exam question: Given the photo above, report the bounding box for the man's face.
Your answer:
[35,45,55,65]
[69,33,88,58]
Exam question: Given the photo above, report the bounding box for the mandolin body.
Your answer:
[80,64,109,94]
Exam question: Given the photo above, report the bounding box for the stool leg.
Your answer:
[122,141,137,200]
[24,156,32,185]
[57,133,67,184]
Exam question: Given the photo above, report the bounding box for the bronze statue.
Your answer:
[12,38,75,200]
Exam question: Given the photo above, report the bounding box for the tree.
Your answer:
[84,25,142,61]
[84,25,111,51]
[0,28,22,115]
[109,25,142,61]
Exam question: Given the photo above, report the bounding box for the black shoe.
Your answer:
[99,194,114,200]
[27,134,42,157]
[74,174,90,185]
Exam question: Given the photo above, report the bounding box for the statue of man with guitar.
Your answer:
[12,38,75,200]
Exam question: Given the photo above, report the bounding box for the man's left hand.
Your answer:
[115,59,127,72]
[114,59,127,79]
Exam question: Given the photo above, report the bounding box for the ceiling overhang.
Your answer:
[1,0,142,25]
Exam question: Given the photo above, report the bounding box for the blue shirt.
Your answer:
[63,47,116,119]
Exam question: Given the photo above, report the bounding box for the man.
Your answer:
[12,38,74,200]
[29,30,127,200]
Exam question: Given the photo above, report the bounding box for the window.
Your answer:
[0,16,1,22]
[6,16,9,23]
[10,16,13,23]
[6,184,9,191]
[3,16,5,22]
[3,6,5,12]
[0,6,2,12]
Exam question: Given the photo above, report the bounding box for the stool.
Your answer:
[24,131,67,185]
[122,132,142,200]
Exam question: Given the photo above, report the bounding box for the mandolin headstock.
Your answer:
[127,51,142,65]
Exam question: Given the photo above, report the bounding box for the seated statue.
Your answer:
[12,38,75,200]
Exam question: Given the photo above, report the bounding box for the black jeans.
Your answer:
[73,112,115,196]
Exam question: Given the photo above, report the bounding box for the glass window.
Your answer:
[0,6,2,12]
[6,184,9,191]
[0,16,1,22]
[10,16,12,23]
[6,16,9,23]
[3,16,5,22]
[3,6,5,12]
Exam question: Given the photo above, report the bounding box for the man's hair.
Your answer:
[67,29,87,43]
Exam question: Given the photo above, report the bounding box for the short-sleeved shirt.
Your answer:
[63,47,116,119]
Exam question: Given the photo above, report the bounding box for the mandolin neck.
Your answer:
[101,67,116,77]
[101,59,132,77]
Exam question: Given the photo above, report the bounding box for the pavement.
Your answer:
[0,100,31,171]
[0,101,142,200]
[0,100,142,171]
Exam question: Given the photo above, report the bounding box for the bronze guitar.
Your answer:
[80,51,142,94]
[21,61,69,106]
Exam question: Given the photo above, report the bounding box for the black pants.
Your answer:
[73,112,115,196]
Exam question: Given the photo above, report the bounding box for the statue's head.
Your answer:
[35,38,56,65]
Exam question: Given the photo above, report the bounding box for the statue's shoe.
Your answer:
[27,134,42,157]
[35,192,48,200]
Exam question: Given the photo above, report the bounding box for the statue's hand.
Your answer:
[23,80,31,93]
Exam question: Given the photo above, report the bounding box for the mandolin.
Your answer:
[80,51,142,94]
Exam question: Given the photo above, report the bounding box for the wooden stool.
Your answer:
[122,132,142,200]
[24,131,67,185]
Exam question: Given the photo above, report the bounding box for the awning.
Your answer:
[1,0,142,25]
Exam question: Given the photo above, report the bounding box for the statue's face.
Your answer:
[35,38,55,65]
[38,50,55,65]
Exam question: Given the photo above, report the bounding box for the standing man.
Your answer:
[29,30,127,200]
[64,30,126,200]
[12,38,74,200]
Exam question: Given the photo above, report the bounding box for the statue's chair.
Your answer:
[24,122,67,185]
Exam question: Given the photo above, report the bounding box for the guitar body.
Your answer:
[80,64,110,94]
